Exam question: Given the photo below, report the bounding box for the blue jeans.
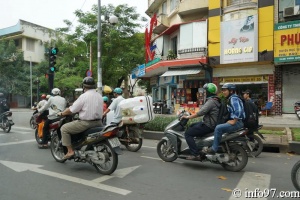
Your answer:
[212,120,244,152]
[185,122,213,156]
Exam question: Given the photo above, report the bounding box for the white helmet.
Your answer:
[46,95,51,99]
[51,88,61,96]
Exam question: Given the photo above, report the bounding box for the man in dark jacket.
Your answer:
[0,93,9,114]
[181,83,220,160]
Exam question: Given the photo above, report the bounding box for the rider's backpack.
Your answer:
[0,99,10,112]
[242,99,259,130]
[216,98,230,125]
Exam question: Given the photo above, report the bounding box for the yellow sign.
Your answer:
[221,76,267,83]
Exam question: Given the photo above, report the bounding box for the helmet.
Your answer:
[103,96,108,102]
[113,87,122,94]
[41,94,47,99]
[51,88,61,96]
[46,95,51,99]
[203,83,218,95]
[0,93,3,97]
[222,83,236,91]
[82,77,95,89]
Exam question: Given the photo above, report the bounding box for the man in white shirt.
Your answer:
[103,87,124,123]
[59,77,103,159]
[38,88,67,148]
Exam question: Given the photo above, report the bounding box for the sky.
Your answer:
[0,0,149,31]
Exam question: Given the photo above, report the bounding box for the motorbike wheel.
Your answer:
[30,117,36,129]
[157,139,177,162]
[248,134,263,157]
[2,118,11,133]
[221,144,248,172]
[124,127,143,152]
[50,134,67,163]
[296,112,300,120]
[292,160,300,191]
[34,129,44,144]
[93,142,118,175]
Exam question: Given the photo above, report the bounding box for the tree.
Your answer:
[0,39,27,98]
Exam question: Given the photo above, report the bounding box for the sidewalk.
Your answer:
[143,113,300,153]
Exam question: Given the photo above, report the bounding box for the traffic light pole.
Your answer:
[48,48,54,93]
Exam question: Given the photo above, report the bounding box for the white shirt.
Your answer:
[108,95,124,123]
[70,89,103,120]
[37,99,47,109]
[38,95,67,116]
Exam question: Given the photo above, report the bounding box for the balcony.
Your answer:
[178,0,208,18]
[146,0,164,16]
[153,14,170,34]
[223,0,258,14]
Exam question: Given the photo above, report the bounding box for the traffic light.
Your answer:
[49,47,58,73]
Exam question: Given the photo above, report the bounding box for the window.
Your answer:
[26,38,35,52]
[162,1,167,14]
[171,36,177,55]
[170,0,179,11]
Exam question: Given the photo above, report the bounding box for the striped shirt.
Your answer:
[70,89,103,120]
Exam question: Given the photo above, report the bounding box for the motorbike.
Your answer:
[0,111,14,133]
[294,101,300,120]
[34,111,53,145]
[291,160,300,191]
[156,110,248,172]
[50,116,122,175]
[117,123,143,152]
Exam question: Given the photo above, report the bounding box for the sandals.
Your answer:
[63,152,75,159]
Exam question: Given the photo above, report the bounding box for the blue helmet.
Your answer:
[103,96,108,102]
[222,83,236,91]
[113,87,122,94]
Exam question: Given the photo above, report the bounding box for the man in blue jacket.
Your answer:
[205,83,245,154]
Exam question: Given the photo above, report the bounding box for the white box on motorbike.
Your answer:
[119,96,155,124]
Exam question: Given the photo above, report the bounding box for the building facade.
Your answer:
[0,19,62,107]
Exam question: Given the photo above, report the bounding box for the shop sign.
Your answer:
[274,20,300,63]
[159,76,174,85]
[220,15,258,64]
[145,57,161,67]
[220,76,267,83]
[131,64,145,79]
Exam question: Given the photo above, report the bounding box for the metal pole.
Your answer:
[97,0,102,94]
[90,41,92,72]
[30,57,32,108]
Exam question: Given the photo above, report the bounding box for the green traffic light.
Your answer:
[51,47,58,55]
[50,66,56,72]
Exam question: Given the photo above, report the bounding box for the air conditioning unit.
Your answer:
[284,6,300,17]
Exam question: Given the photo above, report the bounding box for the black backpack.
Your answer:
[215,98,230,125]
[0,99,10,112]
[242,99,259,129]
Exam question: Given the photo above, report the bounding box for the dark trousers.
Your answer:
[185,122,213,156]
[42,118,59,144]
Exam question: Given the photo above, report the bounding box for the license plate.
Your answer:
[108,137,121,148]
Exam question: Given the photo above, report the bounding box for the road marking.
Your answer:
[142,145,156,149]
[0,160,138,195]
[229,172,271,200]
[0,139,35,146]
[141,156,161,160]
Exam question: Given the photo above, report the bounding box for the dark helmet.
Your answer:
[82,77,95,89]
[203,83,218,95]
[222,83,236,91]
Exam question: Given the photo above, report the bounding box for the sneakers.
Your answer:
[203,147,216,155]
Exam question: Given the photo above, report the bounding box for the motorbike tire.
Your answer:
[157,139,178,162]
[30,117,36,129]
[50,134,67,163]
[93,141,118,175]
[248,134,264,157]
[34,129,44,144]
[292,160,300,191]
[2,118,11,133]
[221,144,248,172]
[124,127,143,152]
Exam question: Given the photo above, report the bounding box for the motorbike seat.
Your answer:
[83,127,104,136]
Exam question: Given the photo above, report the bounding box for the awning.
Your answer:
[160,68,201,77]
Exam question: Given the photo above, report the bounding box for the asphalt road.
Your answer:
[0,126,299,200]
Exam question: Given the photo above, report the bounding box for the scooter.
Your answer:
[0,111,14,133]
[50,116,122,175]
[156,110,248,172]
[294,101,300,120]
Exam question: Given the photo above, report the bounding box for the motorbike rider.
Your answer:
[205,83,245,154]
[181,83,220,160]
[33,94,48,115]
[37,88,67,148]
[103,96,109,112]
[58,77,103,159]
[0,93,8,115]
[102,87,124,124]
